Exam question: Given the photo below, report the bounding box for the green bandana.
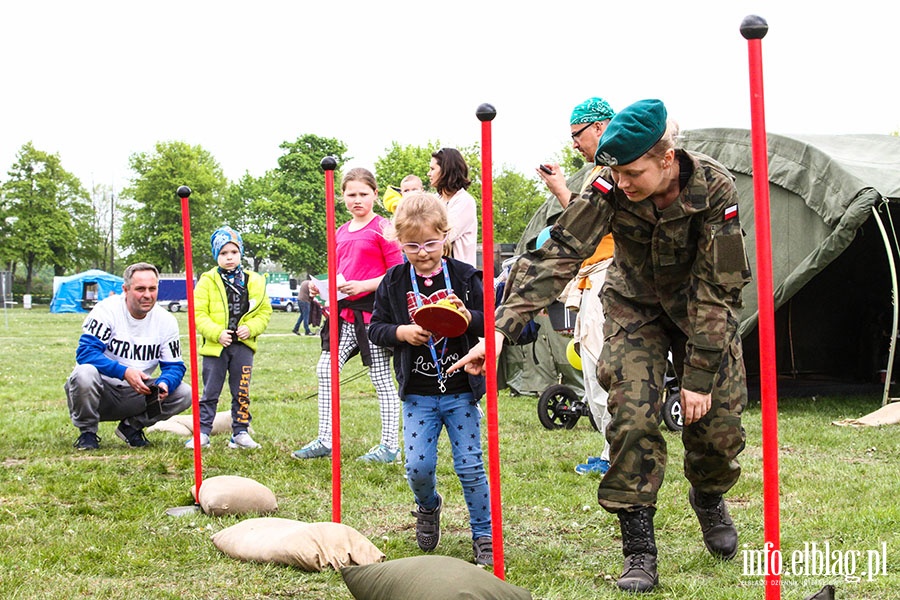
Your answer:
[570,97,615,125]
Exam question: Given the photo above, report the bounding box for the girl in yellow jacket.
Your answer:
[189,226,272,450]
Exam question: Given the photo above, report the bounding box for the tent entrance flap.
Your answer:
[678,129,900,396]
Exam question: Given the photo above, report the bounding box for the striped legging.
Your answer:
[315,320,401,451]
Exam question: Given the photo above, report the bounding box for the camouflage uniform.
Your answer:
[496,149,751,512]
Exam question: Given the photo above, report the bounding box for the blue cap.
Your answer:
[211,226,243,259]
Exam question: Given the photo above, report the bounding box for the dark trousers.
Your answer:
[199,342,255,435]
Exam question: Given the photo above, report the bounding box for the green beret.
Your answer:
[594,99,667,166]
[569,97,615,125]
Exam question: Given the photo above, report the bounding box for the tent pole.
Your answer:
[871,203,898,406]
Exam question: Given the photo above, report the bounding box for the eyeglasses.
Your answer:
[401,237,446,255]
[571,122,592,140]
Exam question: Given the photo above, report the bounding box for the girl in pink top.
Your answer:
[293,168,403,463]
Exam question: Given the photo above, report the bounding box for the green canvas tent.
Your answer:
[681,129,900,399]
[504,132,900,401]
[498,165,594,397]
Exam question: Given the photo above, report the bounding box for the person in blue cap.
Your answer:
[453,99,751,592]
[190,226,272,450]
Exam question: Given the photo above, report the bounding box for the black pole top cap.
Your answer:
[476,103,497,122]
[320,156,338,171]
[740,15,768,39]
[176,185,192,198]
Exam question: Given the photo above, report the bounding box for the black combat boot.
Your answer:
[617,506,658,593]
[689,488,738,559]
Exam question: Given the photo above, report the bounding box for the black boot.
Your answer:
[617,507,659,593]
[689,488,738,560]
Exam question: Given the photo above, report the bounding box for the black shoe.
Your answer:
[411,494,442,552]
[472,537,493,566]
[617,507,659,593]
[689,488,738,560]
[292,330,301,335]
[116,420,149,448]
[74,431,100,450]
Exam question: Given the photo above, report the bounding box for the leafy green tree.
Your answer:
[118,141,228,273]
[492,168,546,244]
[273,134,349,275]
[374,141,440,195]
[1,142,97,291]
[225,170,293,272]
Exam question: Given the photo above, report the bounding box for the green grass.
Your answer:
[0,307,897,599]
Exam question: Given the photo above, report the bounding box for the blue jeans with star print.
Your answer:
[404,392,492,540]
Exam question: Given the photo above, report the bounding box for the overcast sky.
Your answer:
[1,1,897,195]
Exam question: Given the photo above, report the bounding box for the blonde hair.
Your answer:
[389,193,450,243]
[341,167,377,193]
[646,120,679,160]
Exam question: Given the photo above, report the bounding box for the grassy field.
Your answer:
[0,306,897,599]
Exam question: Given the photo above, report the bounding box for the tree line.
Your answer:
[0,134,585,294]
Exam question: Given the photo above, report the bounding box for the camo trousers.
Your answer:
[597,315,747,512]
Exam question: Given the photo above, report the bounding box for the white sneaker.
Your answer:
[228,431,261,449]
[184,433,210,449]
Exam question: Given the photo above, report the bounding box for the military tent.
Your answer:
[50,269,123,313]
[498,165,594,397]
[681,129,900,399]
[504,132,900,401]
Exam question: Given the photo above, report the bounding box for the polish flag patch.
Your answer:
[724,205,738,221]
[591,176,613,194]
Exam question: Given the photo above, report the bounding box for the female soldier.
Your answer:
[451,99,751,593]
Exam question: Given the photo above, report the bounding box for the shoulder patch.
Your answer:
[724,205,738,221]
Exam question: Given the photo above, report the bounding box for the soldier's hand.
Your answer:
[681,389,712,425]
[448,332,505,376]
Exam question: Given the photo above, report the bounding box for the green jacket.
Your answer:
[193,267,272,357]
[496,149,751,394]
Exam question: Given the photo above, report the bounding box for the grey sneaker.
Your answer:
[184,433,210,449]
[473,537,493,566]
[411,494,442,552]
[291,438,331,459]
[357,443,399,463]
[228,431,261,449]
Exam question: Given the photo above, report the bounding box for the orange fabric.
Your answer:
[578,234,614,289]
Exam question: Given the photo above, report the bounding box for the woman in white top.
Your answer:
[428,148,478,266]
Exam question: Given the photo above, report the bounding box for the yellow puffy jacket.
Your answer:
[193,267,272,357]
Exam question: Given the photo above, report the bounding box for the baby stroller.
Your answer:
[536,302,684,433]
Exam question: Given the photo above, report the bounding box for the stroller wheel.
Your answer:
[662,390,684,432]
[538,384,581,430]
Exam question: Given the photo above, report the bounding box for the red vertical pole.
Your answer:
[321,156,342,523]
[176,185,203,497]
[476,103,505,579]
[741,16,781,598]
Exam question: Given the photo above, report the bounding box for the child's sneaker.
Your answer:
[473,536,494,566]
[411,494,442,552]
[184,433,210,449]
[357,443,399,463]
[291,438,331,459]
[228,431,261,449]
[574,456,610,475]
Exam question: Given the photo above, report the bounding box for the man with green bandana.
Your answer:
[452,99,751,593]
[537,96,617,476]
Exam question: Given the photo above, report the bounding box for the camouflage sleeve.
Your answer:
[682,164,752,393]
[496,189,613,342]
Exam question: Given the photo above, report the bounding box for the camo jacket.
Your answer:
[496,149,752,394]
